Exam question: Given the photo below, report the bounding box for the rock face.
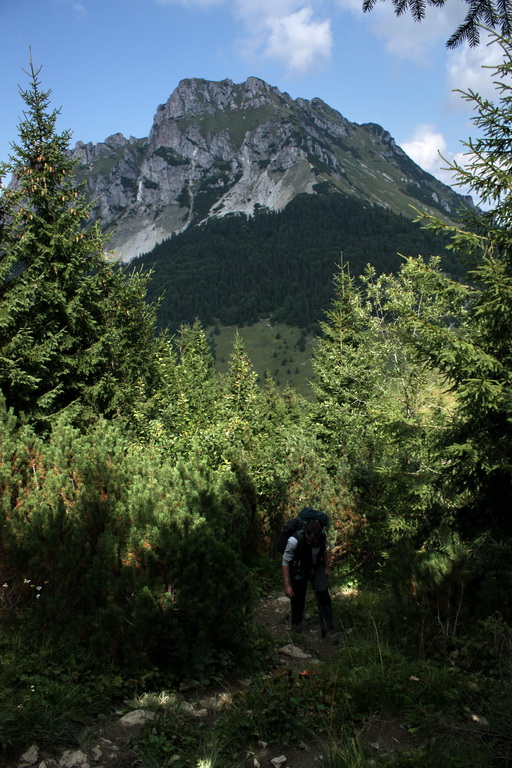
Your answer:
[73,76,472,262]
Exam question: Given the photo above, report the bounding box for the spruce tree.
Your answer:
[404,35,512,537]
[0,59,159,425]
[311,263,385,473]
[225,331,260,418]
[173,320,220,434]
[310,258,446,552]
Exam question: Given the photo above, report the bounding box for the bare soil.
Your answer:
[245,592,337,768]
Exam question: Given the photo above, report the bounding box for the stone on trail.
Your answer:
[57,750,89,768]
[119,709,155,727]
[90,746,103,762]
[191,708,208,717]
[18,745,38,766]
[278,643,311,659]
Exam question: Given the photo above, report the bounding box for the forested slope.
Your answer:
[134,192,460,331]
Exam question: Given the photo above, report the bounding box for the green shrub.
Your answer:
[0,404,259,678]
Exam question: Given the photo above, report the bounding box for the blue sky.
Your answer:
[0,0,503,199]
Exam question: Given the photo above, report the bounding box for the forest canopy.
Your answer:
[134,193,461,332]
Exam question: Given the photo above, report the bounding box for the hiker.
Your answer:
[282,519,336,639]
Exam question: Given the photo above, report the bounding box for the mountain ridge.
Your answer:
[72,76,472,262]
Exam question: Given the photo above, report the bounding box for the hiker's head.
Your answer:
[305,520,322,544]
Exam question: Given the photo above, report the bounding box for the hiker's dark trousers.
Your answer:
[290,565,332,630]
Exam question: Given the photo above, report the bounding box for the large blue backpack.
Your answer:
[276,507,328,554]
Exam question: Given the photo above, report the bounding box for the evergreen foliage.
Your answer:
[310,260,445,575]
[311,264,384,474]
[0,402,258,675]
[134,193,457,332]
[306,36,512,624]
[399,35,512,542]
[362,0,512,48]
[131,322,361,565]
[0,60,160,426]
[347,34,512,620]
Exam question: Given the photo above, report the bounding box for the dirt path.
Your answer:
[12,592,411,768]
[243,592,339,768]
[250,591,415,768]
[254,591,340,659]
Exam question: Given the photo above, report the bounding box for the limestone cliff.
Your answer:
[73,77,471,262]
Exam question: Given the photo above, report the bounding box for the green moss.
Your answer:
[153,146,190,166]
[120,176,137,192]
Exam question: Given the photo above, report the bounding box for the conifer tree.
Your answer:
[310,259,445,550]
[0,59,159,425]
[225,331,260,418]
[172,320,220,434]
[311,263,386,475]
[395,34,512,538]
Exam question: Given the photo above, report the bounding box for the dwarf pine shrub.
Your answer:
[0,402,259,677]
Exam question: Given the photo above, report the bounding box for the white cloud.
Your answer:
[155,0,333,74]
[235,0,302,17]
[401,123,460,188]
[446,33,504,108]
[401,124,479,200]
[262,7,333,74]
[375,12,443,62]
[232,0,334,75]
[150,0,503,96]
[401,123,447,173]
[336,0,467,63]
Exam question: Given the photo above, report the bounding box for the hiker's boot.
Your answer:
[290,594,304,632]
[318,601,334,639]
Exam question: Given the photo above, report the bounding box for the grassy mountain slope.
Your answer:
[206,320,316,397]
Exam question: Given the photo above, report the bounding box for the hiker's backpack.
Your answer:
[276,507,328,554]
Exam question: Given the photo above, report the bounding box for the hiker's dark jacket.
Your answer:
[282,531,326,579]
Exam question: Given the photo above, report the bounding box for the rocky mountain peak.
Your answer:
[154,76,285,123]
[74,76,471,262]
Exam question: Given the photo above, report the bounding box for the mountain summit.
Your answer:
[73,77,471,262]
